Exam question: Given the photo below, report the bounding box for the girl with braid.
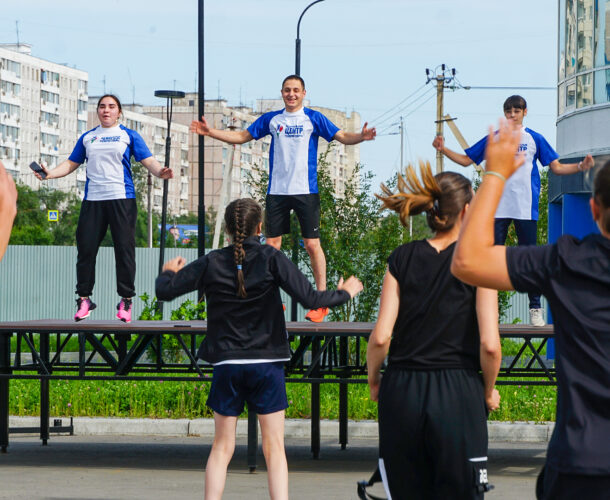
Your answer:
[366,163,501,499]
[156,198,363,500]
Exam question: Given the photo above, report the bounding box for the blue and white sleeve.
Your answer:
[129,130,153,162]
[247,113,272,140]
[68,134,87,164]
[532,131,560,166]
[464,135,488,165]
[310,111,340,142]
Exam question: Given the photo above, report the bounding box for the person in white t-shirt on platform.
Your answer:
[432,95,594,326]
[35,94,173,323]
[190,75,376,322]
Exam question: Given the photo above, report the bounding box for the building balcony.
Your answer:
[0,69,20,84]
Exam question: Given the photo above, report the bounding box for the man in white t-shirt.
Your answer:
[191,75,376,322]
[432,95,594,326]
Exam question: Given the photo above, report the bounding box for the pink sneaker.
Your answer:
[116,298,133,323]
[74,298,96,322]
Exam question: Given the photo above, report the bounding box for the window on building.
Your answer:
[0,80,21,96]
[77,100,87,113]
[0,58,21,77]
[0,103,20,119]
[41,133,59,149]
[41,111,60,127]
[41,154,58,168]
[0,124,19,141]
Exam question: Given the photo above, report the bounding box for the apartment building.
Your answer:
[0,43,88,193]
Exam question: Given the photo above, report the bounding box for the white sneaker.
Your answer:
[529,308,545,327]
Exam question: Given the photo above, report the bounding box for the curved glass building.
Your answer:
[551,0,604,241]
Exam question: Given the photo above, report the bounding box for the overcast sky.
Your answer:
[1,0,559,184]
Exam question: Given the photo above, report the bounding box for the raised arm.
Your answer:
[333,122,376,145]
[272,250,361,309]
[190,116,253,145]
[0,161,17,262]
[549,154,594,176]
[36,159,80,181]
[156,256,204,301]
[476,287,501,411]
[432,136,473,167]
[140,156,174,180]
[451,120,522,290]
[366,269,399,402]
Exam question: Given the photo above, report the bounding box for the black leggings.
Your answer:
[75,198,137,298]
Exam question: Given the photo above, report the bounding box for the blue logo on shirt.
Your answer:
[100,136,121,143]
[518,143,528,152]
[284,125,303,137]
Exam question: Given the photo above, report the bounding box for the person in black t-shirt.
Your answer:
[156,198,363,500]
[367,163,501,499]
[452,120,610,500]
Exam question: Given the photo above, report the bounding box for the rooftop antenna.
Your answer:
[102,75,106,94]
[217,79,221,101]
[127,67,135,105]
[15,21,21,47]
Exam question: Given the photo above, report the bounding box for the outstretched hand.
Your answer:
[159,167,174,180]
[337,276,364,298]
[190,116,211,136]
[361,122,376,141]
[163,256,186,273]
[34,161,50,181]
[432,135,444,152]
[484,119,524,180]
[581,154,595,171]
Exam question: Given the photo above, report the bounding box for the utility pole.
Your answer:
[425,64,457,173]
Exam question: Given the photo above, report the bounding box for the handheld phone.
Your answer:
[29,161,47,179]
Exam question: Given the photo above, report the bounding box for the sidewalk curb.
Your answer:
[9,416,554,443]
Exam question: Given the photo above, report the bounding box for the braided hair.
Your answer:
[376,161,472,233]
[224,198,263,298]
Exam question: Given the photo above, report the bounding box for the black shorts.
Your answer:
[536,464,610,500]
[206,362,288,416]
[265,194,320,239]
[378,368,489,500]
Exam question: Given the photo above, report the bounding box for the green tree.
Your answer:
[248,146,430,322]
[10,184,81,245]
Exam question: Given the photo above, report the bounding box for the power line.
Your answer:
[465,85,555,90]
[369,83,427,125]
[374,87,436,130]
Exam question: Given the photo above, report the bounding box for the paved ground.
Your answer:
[0,434,546,499]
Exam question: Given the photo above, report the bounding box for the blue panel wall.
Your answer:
[562,194,600,238]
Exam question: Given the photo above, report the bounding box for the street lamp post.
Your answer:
[295,0,325,76]
[292,0,325,324]
[154,89,185,312]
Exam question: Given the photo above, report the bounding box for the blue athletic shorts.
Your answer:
[206,362,288,416]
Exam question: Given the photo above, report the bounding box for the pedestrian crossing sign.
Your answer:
[47,210,59,222]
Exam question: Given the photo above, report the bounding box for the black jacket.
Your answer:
[155,236,350,364]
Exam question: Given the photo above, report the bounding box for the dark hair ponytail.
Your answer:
[376,161,472,233]
[224,198,263,298]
